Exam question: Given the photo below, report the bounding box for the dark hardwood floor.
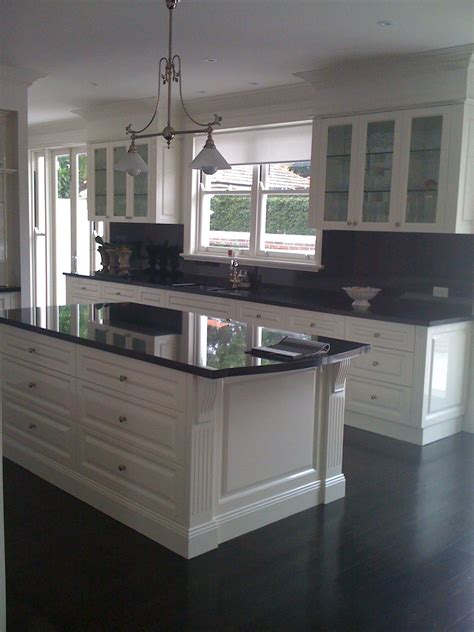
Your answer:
[3,427,474,632]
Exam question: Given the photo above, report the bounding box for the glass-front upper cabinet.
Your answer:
[89,144,108,218]
[110,141,150,222]
[398,107,450,231]
[310,117,358,229]
[352,111,402,230]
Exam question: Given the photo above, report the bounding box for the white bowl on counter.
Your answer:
[343,286,381,309]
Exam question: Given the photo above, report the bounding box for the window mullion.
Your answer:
[249,165,260,257]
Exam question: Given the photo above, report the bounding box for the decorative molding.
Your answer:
[331,359,351,393]
[197,380,218,424]
[295,44,474,89]
[190,424,214,517]
[0,64,44,88]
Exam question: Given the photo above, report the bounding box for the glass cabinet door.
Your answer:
[112,145,127,218]
[93,147,107,217]
[322,123,353,223]
[132,144,149,218]
[404,115,443,225]
[361,120,396,224]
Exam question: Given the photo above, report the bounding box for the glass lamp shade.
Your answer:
[115,146,149,177]
[190,137,231,174]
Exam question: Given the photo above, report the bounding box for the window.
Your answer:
[186,122,322,269]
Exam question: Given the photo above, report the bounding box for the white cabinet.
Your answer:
[101,281,139,302]
[165,290,234,319]
[310,104,473,233]
[286,309,345,338]
[88,138,180,224]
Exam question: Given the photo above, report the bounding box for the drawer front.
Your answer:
[77,381,185,464]
[166,291,232,319]
[102,282,139,302]
[345,317,415,352]
[236,302,286,328]
[287,309,345,338]
[67,278,102,300]
[346,377,412,425]
[0,326,75,375]
[76,346,186,411]
[350,347,414,387]
[77,427,185,520]
[3,395,74,467]
[138,287,166,307]
[3,357,76,418]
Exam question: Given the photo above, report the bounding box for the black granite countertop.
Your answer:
[65,273,472,327]
[0,302,370,379]
[0,286,20,293]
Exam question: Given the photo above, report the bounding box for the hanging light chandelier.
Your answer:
[115,0,231,177]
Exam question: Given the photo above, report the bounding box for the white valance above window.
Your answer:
[193,121,313,165]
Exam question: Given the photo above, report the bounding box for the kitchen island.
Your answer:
[0,302,368,558]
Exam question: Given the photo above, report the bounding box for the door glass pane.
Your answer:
[55,154,71,305]
[75,153,90,275]
[113,146,127,217]
[324,124,352,222]
[94,148,107,216]
[202,194,251,250]
[405,115,442,224]
[362,120,395,223]
[133,144,148,217]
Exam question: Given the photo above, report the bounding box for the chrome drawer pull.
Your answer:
[373,333,380,338]
[119,415,127,423]
[28,423,37,430]
[118,464,127,472]
[28,347,36,354]
[28,382,36,389]
[372,361,379,366]
[119,375,127,382]
[370,394,377,400]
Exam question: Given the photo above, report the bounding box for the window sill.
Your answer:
[181,253,324,272]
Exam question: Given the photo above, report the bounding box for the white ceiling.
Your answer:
[2,0,473,125]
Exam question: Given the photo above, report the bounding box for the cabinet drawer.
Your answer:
[67,278,103,300]
[166,291,232,319]
[286,309,345,338]
[3,395,74,467]
[76,346,186,411]
[236,302,286,328]
[349,347,414,387]
[0,326,75,375]
[77,381,185,464]
[346,377,412,425]
[345,317,415,352]
[138,287,166,307]
[2,357,76,418]
[77,427,184,520]
[102,282,139,302]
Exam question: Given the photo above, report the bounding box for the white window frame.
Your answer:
[183,139,323,272]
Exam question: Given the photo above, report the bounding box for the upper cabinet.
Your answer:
[88,138,180,223]
[309,104,474,234]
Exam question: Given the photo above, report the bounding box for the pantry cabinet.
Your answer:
[88,138,180,224]
[309,104,474,233]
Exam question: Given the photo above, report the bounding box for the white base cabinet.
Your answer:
[65,276,472,445]
[0,324,350,558]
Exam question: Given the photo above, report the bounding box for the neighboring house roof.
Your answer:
[210,163,310,190]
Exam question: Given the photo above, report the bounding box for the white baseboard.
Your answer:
[345,411,463,445]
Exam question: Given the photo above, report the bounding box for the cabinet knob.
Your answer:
[119,415,127,423]
[347,221,352,226]
[28,423,37,430]
[28,382,36,389]
[28,347,36,354]
[81,286,86,290]
[372,361,379,366]
[118,464,127,472]
[353,221,358,226]
[370,394,377,400]
[116,292,121,295]
[373,333,380,338]
[256,314,261,319]
[310,323,315,328]
[395,222,401,227]
[119,375,127,382]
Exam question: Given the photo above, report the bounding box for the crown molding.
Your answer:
[295,44,474,89]
[0,64,44,88]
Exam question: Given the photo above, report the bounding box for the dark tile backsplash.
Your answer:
[109,224,473,301]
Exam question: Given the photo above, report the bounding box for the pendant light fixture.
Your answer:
[115,0,231,177]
